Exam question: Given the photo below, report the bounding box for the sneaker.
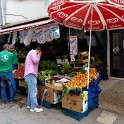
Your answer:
[27,106,30,109]
[9,101,14,104]
[30,105,43,112]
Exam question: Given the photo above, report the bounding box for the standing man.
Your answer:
[0,44,16,104]
[8,44,18,70]
[8,44,19,91]
[24,47,43,112]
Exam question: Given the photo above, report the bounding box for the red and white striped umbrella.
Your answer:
[48,0,124,31]
[48,0,124,89]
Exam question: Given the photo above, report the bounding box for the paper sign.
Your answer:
[70,55,75,61]
[70,36,78,55]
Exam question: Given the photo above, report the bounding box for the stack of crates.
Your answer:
[88,71,101,109]
[63,71,101,120]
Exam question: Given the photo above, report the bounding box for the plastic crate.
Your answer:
[92,96,98,103]
[64,108,91,121]
[91,72,101,85]
[89,85,101,93]
[37,98,52,109]
[91,102,99,109]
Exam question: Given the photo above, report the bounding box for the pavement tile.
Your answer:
[96,110,118,124]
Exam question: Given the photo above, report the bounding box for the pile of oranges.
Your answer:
[64,68,99,90]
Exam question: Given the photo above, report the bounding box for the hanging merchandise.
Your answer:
[50,23,60,39]
[70,36,78,55]
[12,32,17,44]
[7,33,11,44]
[34,23,60,44]
[44,25,53,42]
[19,30,28,44]
[24,29,34,46]
[35,27,46,44]
[31,30,37,42]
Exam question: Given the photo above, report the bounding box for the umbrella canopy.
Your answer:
[48,0,124,31]
[48,0,124,89]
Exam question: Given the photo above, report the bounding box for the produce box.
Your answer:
[78,51,89,64]
[45,83,63,91]
[62,93,88,113]
[19,80,27,88]
[37,85,61,104]
[19,80,27,95]
[13,65,24,79]
[45,76,68,91]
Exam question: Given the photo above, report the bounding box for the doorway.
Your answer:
[110,30,124,78]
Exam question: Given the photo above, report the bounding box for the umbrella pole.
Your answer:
[87,7,93,89]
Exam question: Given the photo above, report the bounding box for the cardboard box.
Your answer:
[62,93,88,113]
[45,81,63,91]
[37,85,61,104]
[19,80,27,88]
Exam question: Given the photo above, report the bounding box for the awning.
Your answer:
[0,19,54,35]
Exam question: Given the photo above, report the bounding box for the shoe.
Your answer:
[1,101,7,105]
[27,106,30,109]
[9,101,14,104]
[30,105,43,112]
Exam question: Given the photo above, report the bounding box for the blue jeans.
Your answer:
[25,74,38,109]
[0,74,15,102]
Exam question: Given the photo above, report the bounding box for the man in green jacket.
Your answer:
[9,44,18,70]
[0,44,16,103]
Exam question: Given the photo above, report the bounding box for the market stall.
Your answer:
[45,0,124,120]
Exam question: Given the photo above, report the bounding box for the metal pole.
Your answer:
[0,0,2,28]
[87,6,93,89]
[1,0,7,25]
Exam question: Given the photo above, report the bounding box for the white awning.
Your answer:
[0,19,54,35]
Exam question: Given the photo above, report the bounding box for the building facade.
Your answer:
[6,0,53,24]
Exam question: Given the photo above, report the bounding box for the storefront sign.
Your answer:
[70,36,78,55]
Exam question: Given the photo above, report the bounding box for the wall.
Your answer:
[6,0,53,24]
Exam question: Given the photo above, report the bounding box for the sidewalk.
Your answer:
[0,79,123,124]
